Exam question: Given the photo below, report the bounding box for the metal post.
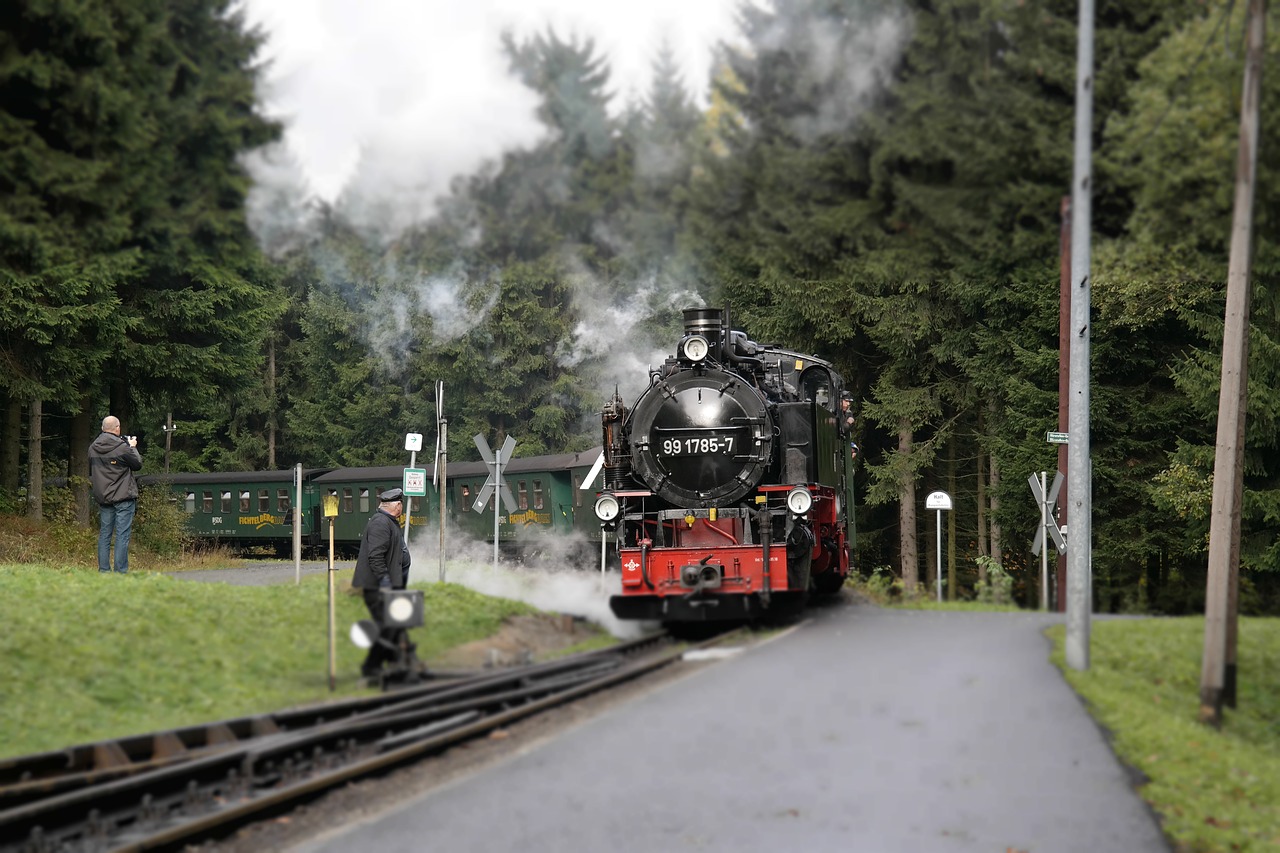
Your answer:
[438,419,448,583]
[600,529,608,589]
[404,449,416,548]
[327,516,336,691]
[935,509,943,603]
[1057,199,1071,614]
[163,412,174,474]
[1066,0,1096,671]
[492,454,501,571]
[294,463,302,584]
[1040,472,1051,611]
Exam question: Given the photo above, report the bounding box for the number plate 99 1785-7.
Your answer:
[656,433,739,457]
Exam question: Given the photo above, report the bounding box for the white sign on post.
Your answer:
[925,491,951,602]
[402,433,423,548]
[403,468,427,497]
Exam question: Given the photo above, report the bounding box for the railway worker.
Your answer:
[840,394,856,433]
[89,415,143,574]
[351,488,414,681]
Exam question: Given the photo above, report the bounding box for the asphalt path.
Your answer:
[167,561,355,586]
[293,602,1169,853]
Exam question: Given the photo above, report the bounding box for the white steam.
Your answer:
[408,521,657,639]
[751,6,914,143]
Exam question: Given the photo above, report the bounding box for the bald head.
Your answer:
[102,416,121,434]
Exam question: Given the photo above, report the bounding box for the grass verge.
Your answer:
[1047,617,1279,852]
[0,564,542,759]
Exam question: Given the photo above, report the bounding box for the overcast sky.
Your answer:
[239,0,743,208]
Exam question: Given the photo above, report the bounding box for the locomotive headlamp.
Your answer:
[681,334,710,363]
[594,493,621,522]
[786,486,813,516]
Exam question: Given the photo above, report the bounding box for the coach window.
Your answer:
[342,488,353,514]
[258,489,269,512]
[185,492,196,513]
[239,491,250,512]
[277,489,290,513]
[533,480,544,510]
[411,496,422,513]
[202,491,213,513]
[360,488,370,514]
[518,481,528,510]
[571,473,582,507]
[222,491,232,513]
[460,484,470,505]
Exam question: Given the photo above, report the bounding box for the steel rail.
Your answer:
[0,632,663,809]
[113,630,733,853]
[0,631,685,852]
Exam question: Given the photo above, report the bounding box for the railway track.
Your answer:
[0,628,743,853]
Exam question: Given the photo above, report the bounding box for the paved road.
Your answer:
[293,602,1168,852]
[167,561,355,586]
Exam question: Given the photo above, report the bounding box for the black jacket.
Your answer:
[88,432,142,506]
[351,509,410,590]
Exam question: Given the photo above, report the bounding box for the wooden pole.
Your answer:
[438,418,448,583]
[1201,0,1265,727]
[328,517,336,691]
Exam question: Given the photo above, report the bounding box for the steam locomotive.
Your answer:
[596,308,854,622]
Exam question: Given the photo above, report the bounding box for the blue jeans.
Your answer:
[98,499,137,573]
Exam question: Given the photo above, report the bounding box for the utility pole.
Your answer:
[162,413,176,474]
[1058,197,1071,614]
[1201,0,1266,728]
[1065,0,1096,671]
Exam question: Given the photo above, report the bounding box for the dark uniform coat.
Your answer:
[352,509,409,590]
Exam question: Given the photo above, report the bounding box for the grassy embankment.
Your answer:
[851,576,1280,851]
[1050,618,1279,852]
[0,507,614,760]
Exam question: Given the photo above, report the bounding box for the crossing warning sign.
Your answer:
[403,468,427,497]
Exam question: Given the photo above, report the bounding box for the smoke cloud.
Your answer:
[408,521,657,639]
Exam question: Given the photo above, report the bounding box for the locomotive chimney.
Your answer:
[682,307,725,362]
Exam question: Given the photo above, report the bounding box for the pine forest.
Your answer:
[2,0,1278,613]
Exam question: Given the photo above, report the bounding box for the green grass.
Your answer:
[1048,617,1280,852]
[0,564,546,759]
